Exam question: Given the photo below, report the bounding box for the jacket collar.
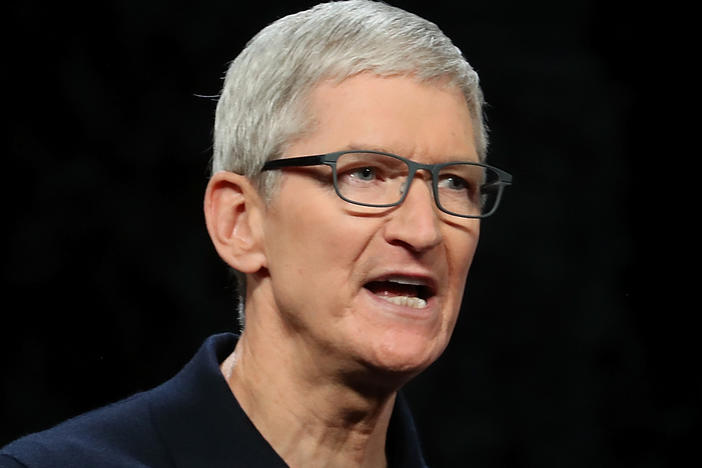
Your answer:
[150,333,427,467]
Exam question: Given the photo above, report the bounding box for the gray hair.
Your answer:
[211,0,488,328]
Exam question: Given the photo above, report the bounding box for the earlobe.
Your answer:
[204,171,267,273]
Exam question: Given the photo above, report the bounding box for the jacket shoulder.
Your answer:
[1,391,172,468]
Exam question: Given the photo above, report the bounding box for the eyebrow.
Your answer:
[340,143,395,154]
[339,143,480,162]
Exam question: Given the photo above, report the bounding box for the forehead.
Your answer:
[287,73,478,163]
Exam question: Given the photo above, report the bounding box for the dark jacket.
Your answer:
[1,333,427,467]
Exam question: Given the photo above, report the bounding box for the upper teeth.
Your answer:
[386,276,427,286]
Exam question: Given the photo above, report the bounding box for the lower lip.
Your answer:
[361,287,439,321]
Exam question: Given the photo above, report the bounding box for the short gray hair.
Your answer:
[211,0,488,328]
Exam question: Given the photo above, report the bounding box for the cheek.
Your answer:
[265,197,372,287]
[458,239,478,276]
[448,226,480,293]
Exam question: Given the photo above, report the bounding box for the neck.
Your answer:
[220,311,399,467]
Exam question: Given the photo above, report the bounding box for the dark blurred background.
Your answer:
[2,1,696,467]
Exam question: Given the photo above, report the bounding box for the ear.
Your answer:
[204,171,267,273]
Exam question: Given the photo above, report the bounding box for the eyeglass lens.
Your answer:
[333,152,501,217]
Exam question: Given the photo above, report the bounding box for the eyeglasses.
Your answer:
[261,150,512,218]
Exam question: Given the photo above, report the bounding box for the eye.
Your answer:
[340,165,385,185]
[438,175,470,191]
[350,166,377,181]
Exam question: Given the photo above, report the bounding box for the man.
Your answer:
[1,1,511,466]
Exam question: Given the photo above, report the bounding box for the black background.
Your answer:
[2,1,696,467]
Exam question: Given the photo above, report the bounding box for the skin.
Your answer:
[205,73,481,467]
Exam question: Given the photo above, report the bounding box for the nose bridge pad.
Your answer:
[399,176,410,197]
[400,169,434,202]
[389,168,442,250]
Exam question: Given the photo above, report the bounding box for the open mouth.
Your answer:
[363,276,435,309]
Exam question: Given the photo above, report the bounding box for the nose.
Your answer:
[382,175,443,253]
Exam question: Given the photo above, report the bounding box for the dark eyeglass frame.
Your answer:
[261,150,513,218]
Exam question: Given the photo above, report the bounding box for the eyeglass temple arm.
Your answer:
[261,155,327,171]
[480,171,513,194]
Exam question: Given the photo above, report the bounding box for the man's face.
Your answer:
[258,73,480,381]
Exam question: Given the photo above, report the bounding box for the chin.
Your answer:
[364,333,447,380]
[338,330,450,395]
